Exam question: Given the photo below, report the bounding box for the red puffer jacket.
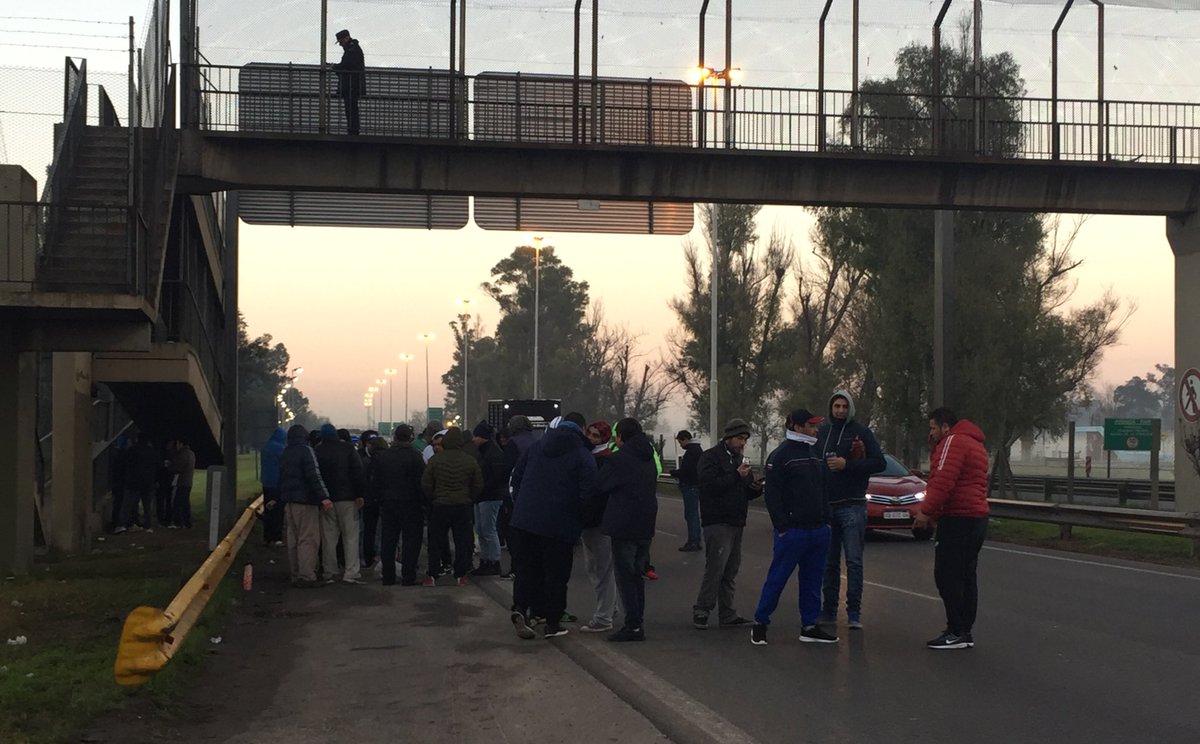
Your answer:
[922,419,990,518]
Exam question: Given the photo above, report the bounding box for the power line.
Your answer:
[0,42,126,52]
[0,16,126,25]
[0,28,127,39]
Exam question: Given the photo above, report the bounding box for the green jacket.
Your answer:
[421,428,483,507]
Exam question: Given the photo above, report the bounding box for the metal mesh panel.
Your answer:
[238,190,468,229]
[474,198,693,235]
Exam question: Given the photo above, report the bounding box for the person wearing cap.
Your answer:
[669,430,704,551]
[368,424,427,585]
[817,389,886,630]
[750,409,837,645]
[331,29,365,135]
[470,420,508,576]
[692,418,763,630]
[914,407,990,650]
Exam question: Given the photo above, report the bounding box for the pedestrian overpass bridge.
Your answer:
[4,0,1200,576]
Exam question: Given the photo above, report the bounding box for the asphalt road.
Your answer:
[559,491,1200,744]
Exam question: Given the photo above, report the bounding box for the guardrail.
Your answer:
[990,475,1174,507]
[113,494,263,687]
[988,498,1200,549]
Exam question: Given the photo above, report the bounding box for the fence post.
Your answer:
[1117,482,1129,507]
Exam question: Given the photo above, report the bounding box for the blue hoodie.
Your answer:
[510,425,597,542]
[261,427,287,489]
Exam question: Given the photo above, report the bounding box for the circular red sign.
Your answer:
[1180,368,1200,423]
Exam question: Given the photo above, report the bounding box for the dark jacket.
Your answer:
[922,419,990,519]
[367,441,425,504]
[504,429,535,472]
[332,38,365,97]
[279,425,330,505]
[475,439,510,503]
[422,429,484,507]
[261,427,286,489]
[670,441,704,486]
[763,433,829,531]
[581,448,612,529]
[123,439,159,491]
[315,428,367,502]
[510,425,597,542]
[816,390,885,506]
[697,442,761,527]
[596,432,659,541]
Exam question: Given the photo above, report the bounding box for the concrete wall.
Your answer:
[50,352,95,555]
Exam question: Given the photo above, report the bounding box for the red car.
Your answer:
[866,455,933,540]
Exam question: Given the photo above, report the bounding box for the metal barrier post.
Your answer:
[206,466,225,550]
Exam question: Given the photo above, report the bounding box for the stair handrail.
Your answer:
[39,58,88,254]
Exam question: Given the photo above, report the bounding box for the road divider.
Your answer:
[113,495,264,686]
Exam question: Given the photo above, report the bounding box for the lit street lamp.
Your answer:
[399,353,415,424]
[383,368,398,424]
[417,333,435,414]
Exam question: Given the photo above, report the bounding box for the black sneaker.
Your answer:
[692,612,709,630]
[510,611,536,640]
[720,616,751,628]
[926,631,969,650]
[677,542,702,552]
[963,632,975,648]
[544,623,569,639]
[800,625,839,643]
[607,627,645,642]
[750,623,768,645]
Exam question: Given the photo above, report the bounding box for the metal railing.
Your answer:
[186,64,1200,166]
[988,499,1200,545]
[41,58,89,233]
[990,474,1174,508]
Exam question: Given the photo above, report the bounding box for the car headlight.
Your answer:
[912,491,925,501]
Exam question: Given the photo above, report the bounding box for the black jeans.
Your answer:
[341,93,361,135]
[380,500,425,583]
[612,538,651,631]
[427,504,474,579]
[361,503,380,565]
[933,516,988,635]
[173,484,193,528]
[509,526,575,621]
[262,487,284,543]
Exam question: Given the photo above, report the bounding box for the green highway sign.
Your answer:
[1103,418,1157,452]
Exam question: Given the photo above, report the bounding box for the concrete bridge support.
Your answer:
[50,352,94,555]
[0,328,37,576]
[1168,215,1200,515]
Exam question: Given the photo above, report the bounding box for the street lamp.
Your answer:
[368,385,380,428]
[383,368,398,424]
[455,298,473,425]
[691,66,743,148]
[526,234,547,399]
[363,397,373,428]
[399,353,415,424]
[417,333,435,414]
[374,378,388,426]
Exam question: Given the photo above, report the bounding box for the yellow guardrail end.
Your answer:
[114,605,170,687]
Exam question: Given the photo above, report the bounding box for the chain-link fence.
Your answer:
[192,1,1200,102]
[0,64,129,196]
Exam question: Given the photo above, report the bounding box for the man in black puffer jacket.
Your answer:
[278,425,332,587]
[315,423,367,584]
[750,409,837,646]
[595,418,659,642]
[368,424,425,585]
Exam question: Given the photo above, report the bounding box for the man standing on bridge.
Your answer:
[914,408,990,650]
[333,29,365,135]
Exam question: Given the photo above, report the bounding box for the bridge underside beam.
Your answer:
[179,132,1200,216]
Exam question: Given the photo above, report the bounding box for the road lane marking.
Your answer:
[862,580,940,601]
[655,528,680,538]
[983,545,1200,582]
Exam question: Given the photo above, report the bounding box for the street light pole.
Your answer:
[456,298,473,425]
[399,353,414,425]
[384,368,398,425]
[710,234,719,439]
[529,235,544,399]
[417,333,435,415]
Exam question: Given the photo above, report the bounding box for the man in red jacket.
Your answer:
[914,407,990,650]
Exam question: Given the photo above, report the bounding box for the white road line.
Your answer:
[983,544,1200,582]
[863,580,940,601]
[655,528,680,538]
[587,642,766,744]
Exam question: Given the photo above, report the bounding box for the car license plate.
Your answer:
[883,510,910,520]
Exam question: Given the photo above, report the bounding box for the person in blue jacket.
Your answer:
[260,427,287,546]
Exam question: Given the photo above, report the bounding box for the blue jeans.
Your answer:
[753,526,831,627]
[474,500,502,562]
[823,503,867,619]
[680,484,702,545]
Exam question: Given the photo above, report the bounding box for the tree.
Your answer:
[667,204,791,456]
[237,312,318,449]
[1113,364,1175,430]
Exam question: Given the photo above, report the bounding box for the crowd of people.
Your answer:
[109,433,196,534]
[265,391,990,651]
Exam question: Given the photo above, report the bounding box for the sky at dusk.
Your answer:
[1,0,1186,434]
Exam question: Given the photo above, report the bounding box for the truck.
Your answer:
[486,399,563,434]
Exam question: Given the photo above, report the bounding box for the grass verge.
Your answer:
[0,454,262,744]
[988,518,1199,567]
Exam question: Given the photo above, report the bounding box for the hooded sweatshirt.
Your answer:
[261,427,287,489]
[815,390,886,506]
[922,419,990,518]
[421,428,484,507]
[278,425,330,505]
[510,424,598,542]
[315,423,366,502]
